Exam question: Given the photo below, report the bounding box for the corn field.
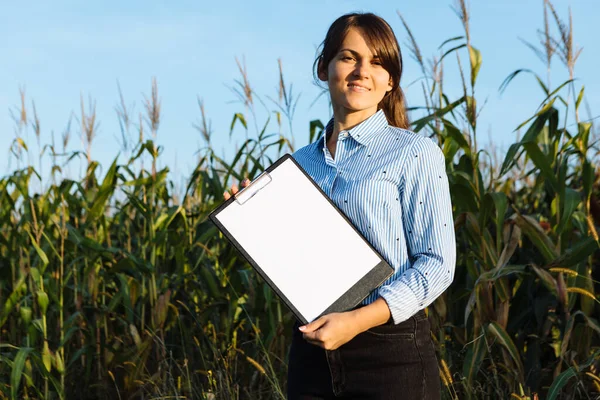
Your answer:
[1,2,600,399]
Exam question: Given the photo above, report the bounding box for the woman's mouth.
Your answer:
[348,83,370,92]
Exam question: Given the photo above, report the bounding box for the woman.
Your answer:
[227,12,455,400]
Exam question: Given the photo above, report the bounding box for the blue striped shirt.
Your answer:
[292,109,456,324]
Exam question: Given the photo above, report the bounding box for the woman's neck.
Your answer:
[330,106,378,136]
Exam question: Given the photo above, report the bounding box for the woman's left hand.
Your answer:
[299,312,360,350]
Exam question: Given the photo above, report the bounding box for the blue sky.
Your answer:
[1,0,598,187]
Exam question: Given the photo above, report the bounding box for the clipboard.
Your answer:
[209,154,394,324]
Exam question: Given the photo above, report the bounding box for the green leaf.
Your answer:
[547,368,576,400]
[463,332,487,385]
[309,119,324,144]
[66,224,119,256]
[538,80,574,111]
[577,122,592,155]
[546,236,599,269]
[498,143,522,178]
[469,46,482,86]
[439,44,467,64]
[477,265,526,304]
[10,347,33,400]
[575,86,585,111]
[487,321,524,383]
[123,192,149,219]
[230,113,247,137]
[517,100,557,134]
[547,349,600,400]
[514,214,558,262]
[438,35,464,49]
[153,205,183,232]
[200,264,221,299]
[482,192,507,248]
[442,136,460,161]
[14,137,28,151]
[0,274,27,329]
[499,69,544,95]
[442,119,470,153]
[26,231,49,272]
[522,142,559,192]
[116,274,134,323]
[573,311,600,335]
[29,352,65,399]
[556,189,582,235]
[411,96,466,133]
[499,106,558,177]
[531,265,557,296]
[480,265,528,282]
[560,312,576,359]
[88,157,119,221]
[226,141,250,182]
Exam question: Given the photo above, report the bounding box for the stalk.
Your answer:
[40,279,49,399]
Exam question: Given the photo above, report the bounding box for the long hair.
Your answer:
[314,13,409,129]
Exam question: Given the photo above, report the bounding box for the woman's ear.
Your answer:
[386,78,393,92]
[317,58,328,81]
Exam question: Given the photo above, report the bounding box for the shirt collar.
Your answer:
[317,109,389,149]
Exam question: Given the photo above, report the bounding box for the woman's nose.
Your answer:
[353,61,370,77]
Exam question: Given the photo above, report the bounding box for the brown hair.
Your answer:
[314,13,409,129]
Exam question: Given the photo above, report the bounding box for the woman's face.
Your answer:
[320,27,393,120]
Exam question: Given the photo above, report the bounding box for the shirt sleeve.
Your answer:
[377,137,456,324]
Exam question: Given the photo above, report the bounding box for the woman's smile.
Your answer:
[347,83,371,92]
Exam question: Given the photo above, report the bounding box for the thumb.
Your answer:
[299,317,326,333]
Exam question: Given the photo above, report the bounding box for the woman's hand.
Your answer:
[223,178,250,200]
[299,312,361,350]
[300,298,391,350]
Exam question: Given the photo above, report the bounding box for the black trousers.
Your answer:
[287,310,441,399]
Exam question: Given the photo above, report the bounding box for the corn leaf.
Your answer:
[463,332,487,386]
[546,236,599,269]
[487,321,524,383]
[10,347,33,400]
[547,349,600,400]
[515,214,558,262]
[469,46,482,86]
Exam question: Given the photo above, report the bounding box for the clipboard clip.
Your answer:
[234,171,273,205]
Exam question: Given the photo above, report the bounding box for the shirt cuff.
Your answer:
[378,280,421,325]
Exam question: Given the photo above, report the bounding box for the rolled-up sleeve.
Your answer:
[378,137,456,324]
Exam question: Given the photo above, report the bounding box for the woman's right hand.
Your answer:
[223,178,250,200]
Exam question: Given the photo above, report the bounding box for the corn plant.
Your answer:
[399,1,600,398]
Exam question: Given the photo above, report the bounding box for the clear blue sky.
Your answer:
[1,0,598,187]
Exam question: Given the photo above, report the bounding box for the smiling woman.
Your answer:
[286,12,456,400]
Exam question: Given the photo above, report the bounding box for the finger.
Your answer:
[303,330,322,342]
[241,178,250,188]
[306,340,324,349]
[231,184,239,195]
[299,317,327,333]
[302,334,323,347]
[223,191,231,200]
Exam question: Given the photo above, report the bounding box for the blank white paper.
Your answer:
[215,158,380,322]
